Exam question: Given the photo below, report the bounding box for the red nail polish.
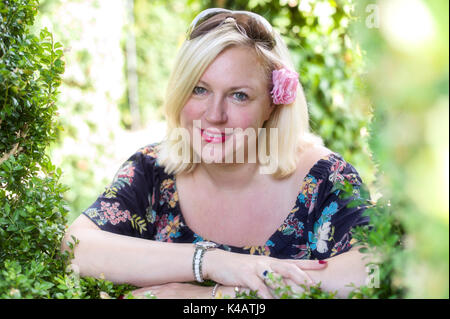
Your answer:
[318,260,327,264]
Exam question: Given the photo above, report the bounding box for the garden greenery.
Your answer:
[0,0,133,298]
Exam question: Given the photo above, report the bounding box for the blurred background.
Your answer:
[31,0,447,298]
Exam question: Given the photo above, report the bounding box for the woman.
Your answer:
[62,8,370,299]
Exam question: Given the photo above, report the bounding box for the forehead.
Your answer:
[200,46,268,88]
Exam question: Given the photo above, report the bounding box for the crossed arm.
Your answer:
[62,214,369,299]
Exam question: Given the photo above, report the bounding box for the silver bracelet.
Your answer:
[211,283,220,298]
[193,241,218,283]
[193,246,206,282]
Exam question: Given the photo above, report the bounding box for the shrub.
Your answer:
[0,0,66,296]
[0,0,133,299]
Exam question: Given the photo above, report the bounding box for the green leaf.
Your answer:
[130,214,147,234]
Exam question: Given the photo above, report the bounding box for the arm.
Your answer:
[62,215,326,297]
[61,214,198,287]
[130,247,368,299]
[291,247,369,298]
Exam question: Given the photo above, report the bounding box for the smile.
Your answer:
[200,128,230,143]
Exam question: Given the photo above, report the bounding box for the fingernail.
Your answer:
[318,260,327,264]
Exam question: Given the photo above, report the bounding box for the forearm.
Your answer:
[62,228,196,287]
[303,248,369,298]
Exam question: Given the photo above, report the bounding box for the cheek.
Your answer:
[237,107,270,129]
[180,100,203,125]
[239,113,256,129]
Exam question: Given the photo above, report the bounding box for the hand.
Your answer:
[204,250,327,299]
[131,283,213,299]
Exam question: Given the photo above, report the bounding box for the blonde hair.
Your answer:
[156,19,322,178]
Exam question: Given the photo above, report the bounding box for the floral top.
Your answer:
[83,143,370,260]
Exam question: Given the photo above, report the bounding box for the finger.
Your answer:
[261,269,282,288]
[284,278,307,295]
[261,270,287,298]
[290,259,328,270]
[244,275,274,299]
[271,262,314,286]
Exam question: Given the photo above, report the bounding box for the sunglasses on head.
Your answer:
[187,8,276,50]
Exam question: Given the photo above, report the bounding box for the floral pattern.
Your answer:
[104,161,135,199]
[330,232,355,257]
[291,243,311,259]
[160,178,178,208]
[154,213,183,242]
[298,175,323,214]
[85,207,107,226]
[243,240,274,256]
[100,201,131,225]
[308,201,339,254]
[278,210,304,238]
[139,145,158,158]
[82,144,370,260]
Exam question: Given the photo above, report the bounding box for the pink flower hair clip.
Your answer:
[271,68,299,105]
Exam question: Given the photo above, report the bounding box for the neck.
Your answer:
[194,162,262,192]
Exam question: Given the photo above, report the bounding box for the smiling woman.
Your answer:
[62,8,371,299]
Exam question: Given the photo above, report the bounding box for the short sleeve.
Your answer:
[306,154,370,260]
[82,145,159,239]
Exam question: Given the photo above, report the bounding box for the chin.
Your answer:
[194,138,253,165]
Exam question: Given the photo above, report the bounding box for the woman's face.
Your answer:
[180,46,274,164]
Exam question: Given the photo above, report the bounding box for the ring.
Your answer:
[262,270,271,278]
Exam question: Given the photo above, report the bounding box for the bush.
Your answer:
[0,0,133,299]
[0,0,67,297]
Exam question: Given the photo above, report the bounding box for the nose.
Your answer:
[205,96,228,124]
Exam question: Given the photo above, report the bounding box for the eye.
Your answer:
[193,86,207,95]
[232,91,249,102]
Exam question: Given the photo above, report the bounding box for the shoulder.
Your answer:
[125,142,161,168]
[135,143,159,160]
[295,145,362,184]
[295,145,333,176]
[301,147,364,193]
[115,142,166,183]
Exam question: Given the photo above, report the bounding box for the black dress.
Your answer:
[83,143,370,260]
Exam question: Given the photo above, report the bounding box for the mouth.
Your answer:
[200,128,229,144]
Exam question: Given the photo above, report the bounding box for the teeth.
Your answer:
[204,130,222,138]
[205,133,221,138]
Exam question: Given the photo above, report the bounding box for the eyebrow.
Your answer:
[198,80,255,91]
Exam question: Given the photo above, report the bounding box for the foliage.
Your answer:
[350,0,448,298]
[130,0,192,126]
[0,0,67,296]
[236,272,338,299]
[34,0,191,224]
[0,0,133,299]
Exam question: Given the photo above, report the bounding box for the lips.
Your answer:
[200,128,228,143]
